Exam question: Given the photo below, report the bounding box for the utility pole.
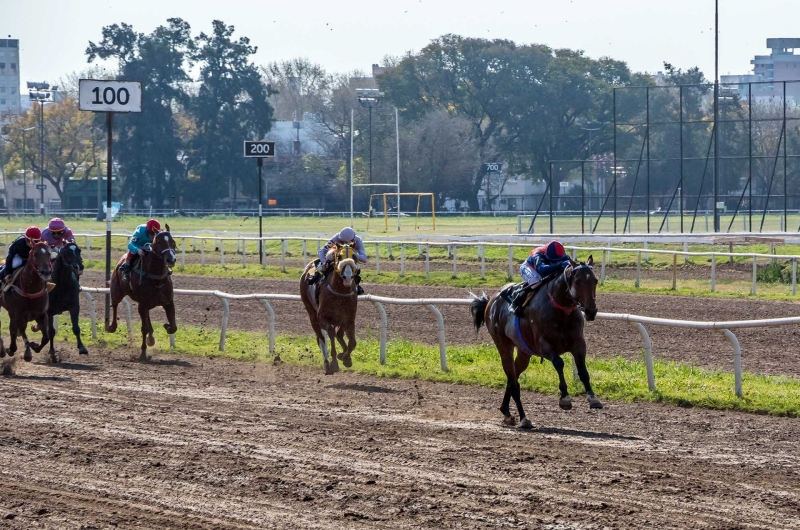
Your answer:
[713,0,720,232]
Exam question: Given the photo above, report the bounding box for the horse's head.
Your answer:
[29,242,53,281]
[334,258,358,287]
[151,224,177,268]
[57,242,84,277]
[566,256,597,321]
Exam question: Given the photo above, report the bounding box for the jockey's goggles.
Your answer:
[28,237,40,244]
[51,230,64,236]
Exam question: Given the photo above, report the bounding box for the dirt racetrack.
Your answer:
[78,271,800,378]
[0,349,798,529]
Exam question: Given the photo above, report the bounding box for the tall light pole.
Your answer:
[713,0,720,232]
[27,81,58,217]
[21,126,35,214]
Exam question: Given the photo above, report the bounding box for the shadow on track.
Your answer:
[327,382,401,394]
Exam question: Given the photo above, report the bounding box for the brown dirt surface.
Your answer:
[0,350,797,529]
[79,271,800,378]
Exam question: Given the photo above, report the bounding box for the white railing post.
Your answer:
[242,239,246,269]
[302,239,307,263]
[600,250,606,285]
[751,256,757,296]
[375,243,380,274]
[426,304,448,372]
[85,236,91,261]
[201,238,205,267]
[371,301,388,365]
[479,245,485,280]
[508,245,514,280]
[220,240,225,267]
[387,243,393,259]
[635,251,641,288]
[281,239,286,273]
[632,322,655,392]
[217,295,230,351]
[683,241,688,264]
[643,241,649,262]
[400,244,405,277]
[720,329,743,398]
[260,299,276,355]
[122,298,134,346]
[425,244,430,279]
[181,237,186,268]
[452,245,458,278]
[793,258,797,296]
[169,334,176,348]
[711,253,717,292]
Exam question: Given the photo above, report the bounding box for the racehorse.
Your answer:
[39,241,88,362]
[470,256,602,429]
[300,244,359,375]
[106,226,177,361]
[0,242,53,362]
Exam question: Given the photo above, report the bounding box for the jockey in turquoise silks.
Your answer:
[121,219,163,281]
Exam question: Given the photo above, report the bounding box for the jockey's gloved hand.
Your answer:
[138,248,146,257]
[561,261,570,269]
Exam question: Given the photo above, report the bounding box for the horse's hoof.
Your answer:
[518,417,533,429]
[146,335,155,347]
[31,324,40,332]
[78,346,88,355]
[23,350,32,362]
[340,355,353,368]
[588,396,604,409]
[559,396,573,410]
[0,349,5,358]
[2,363,15,376]
[48,354,59,364]
[502,415,517,426]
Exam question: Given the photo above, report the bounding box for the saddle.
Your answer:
[499,273,557,307]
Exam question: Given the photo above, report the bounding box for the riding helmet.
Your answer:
[25,226,42,241]
[545,240,568,261]
[48,217,66,234]
[339,227,356,242]
[146,219,161,234]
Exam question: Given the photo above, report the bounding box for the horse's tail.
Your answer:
[468,291,489,332]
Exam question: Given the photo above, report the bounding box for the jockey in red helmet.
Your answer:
[0,226,43,288]
[42,218,75,249]
[508,240,571,317]
[121,219,163,282]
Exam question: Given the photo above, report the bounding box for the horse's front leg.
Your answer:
[550,353,572,410]
[8,317,19,358]
[19,324,33,362]
[46,313,58,363]
[573,339,602,409]
[29,313,51,357]
[71,305,88,355]
[339,321,357,368]
[325,323,340,375]
[162,302,177,335]
[138,304,153,362]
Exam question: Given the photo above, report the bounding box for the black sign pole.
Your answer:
[258,157,263,265]
[104,112,114,329]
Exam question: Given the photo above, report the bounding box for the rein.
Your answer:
[10,246,51,299]
[133,234,174,281]
[548,264,593,314]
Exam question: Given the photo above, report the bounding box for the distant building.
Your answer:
[476,176,546,212]
[723,38,800,104]
[0,38,21,120]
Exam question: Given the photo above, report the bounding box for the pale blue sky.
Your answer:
[4,0,799,89]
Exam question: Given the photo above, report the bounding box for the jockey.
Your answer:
[0,226,42,287]
[307,227,367,295]
[508,240,571,317]
[42,218,75,249]
[121,219,163,282]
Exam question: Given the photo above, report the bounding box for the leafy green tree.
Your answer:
[86,18,193,209]
[190,20,274,207]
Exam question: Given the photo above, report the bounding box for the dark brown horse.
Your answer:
[300,245,359,375]
[42,241,88,362]
[471,256,601,429]
[107,226,177,361]
[0,242,54,362]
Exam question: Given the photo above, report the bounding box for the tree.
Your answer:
[261,58,328,121]
[190,20,275,206]
[2,99,103,206]
[86,18,194,208]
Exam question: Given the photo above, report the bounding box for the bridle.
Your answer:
[548,262,594,314]
[150,232,177,264]
[58,243,83,276]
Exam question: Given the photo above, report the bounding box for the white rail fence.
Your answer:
[75,287,800,398]
[5,231,800,294]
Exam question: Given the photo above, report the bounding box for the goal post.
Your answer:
[366,192,436,231]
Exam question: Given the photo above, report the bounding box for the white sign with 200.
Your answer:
[79,79,142,113]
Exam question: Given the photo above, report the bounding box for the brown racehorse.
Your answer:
[0,242,53,362]
[106,226,177,361]
[300,245,359,375]
[470,256,602,429]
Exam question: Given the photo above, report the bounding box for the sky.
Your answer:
[4,0,800,91]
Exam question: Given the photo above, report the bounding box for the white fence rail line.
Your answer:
[76,287,800,398]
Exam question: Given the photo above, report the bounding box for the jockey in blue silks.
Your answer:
[307,227,368,295]
[508,240,571,316]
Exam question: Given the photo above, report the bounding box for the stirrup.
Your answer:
[122,272,130,282]
[356,285,365,295]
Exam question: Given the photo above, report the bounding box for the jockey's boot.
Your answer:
[354,271,365,295]
[1,275,12,293]
[508,285,532,317]
[307,269,323,285]
[121,261,131,282]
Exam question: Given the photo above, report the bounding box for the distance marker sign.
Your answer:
[79,80,142,113]
[244,141,275,158]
